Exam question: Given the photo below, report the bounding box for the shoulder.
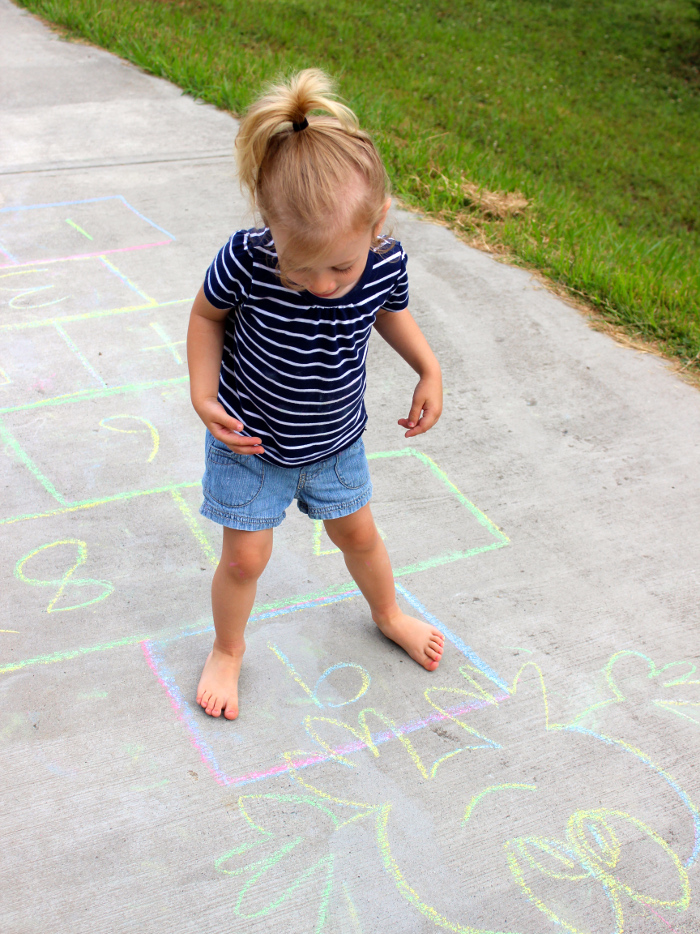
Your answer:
[220,227,275,265]
[373,237,407,264]
[205,228,276,308]
[369,238,408,278]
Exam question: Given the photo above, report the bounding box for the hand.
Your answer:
[194,397,265,455]
[398,373,443,438]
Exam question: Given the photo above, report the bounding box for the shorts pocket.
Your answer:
[334,439,369,490]
[204,438,264,508]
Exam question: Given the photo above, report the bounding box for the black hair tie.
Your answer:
[292,117,309,132]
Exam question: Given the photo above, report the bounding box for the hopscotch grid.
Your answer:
[141,585,510,789]
[0,196,175,271]
[0,450,508,674]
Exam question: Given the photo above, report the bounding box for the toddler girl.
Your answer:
[187,69,444,719]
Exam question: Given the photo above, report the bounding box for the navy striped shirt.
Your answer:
[203,228,409,467]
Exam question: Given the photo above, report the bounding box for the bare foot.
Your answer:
[196,642,245,719]
[373,611,444,671]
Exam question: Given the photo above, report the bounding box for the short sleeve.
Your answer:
[203,230,253,310]
[379,242,409,313]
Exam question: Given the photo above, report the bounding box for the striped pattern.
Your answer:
[203,228,408,467]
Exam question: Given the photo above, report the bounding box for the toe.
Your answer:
[199,691,210,709]
[224,705,238,720]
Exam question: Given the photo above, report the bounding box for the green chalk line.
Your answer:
[0,617,214,674]
[65,218,93,240]
[0,418,67,505]
[0,375,190,414]
[0,297,192,332]
[369,448,509,544]
[0,480,202,526]
[0,541,508,675]
[1,447,509,674]
[53,321,107,387]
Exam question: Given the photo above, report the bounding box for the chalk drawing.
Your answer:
[0,375,191,416]
[0,418,67,504]
[571,650,700,728]
[64,219,92,240]
[0,196,176,266]
[98,255,157,305]
[0,297,190,334]
[342,882,363,934]
[312,519,385,556]
[53,321,106,387]
[14,539,114,612]
[99,415,160,462]
[312,520,341,556]
[269,642,371,709]
[266,658,698,933]
[462,784,537,823]
[215,794,335,929]
[11,197,692,933]
[141,321,185,364]
[0,268,68,310]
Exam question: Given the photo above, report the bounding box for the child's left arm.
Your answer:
[374,308,442,438]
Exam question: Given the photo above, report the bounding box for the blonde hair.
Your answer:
[235,69,390,270]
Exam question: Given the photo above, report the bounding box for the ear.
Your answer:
[374,197,392,237]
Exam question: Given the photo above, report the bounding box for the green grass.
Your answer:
[15,0,700,370]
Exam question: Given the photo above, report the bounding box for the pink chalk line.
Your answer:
[0,240,172,269]
[141,637,507,788]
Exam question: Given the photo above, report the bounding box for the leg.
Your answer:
[197,526,273,719]
[323,504,444,671]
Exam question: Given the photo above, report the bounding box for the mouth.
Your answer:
[310,288,338,298]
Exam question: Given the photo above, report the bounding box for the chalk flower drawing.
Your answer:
[216,651,699,933]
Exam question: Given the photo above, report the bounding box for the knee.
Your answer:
[219,542,271,582]
[328,523,378,556]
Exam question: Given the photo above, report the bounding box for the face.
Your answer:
[270,197,391,300]
[272,226,372,299]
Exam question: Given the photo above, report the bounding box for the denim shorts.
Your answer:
[200,432,373,530]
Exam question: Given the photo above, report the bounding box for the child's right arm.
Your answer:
[186,285,264,455]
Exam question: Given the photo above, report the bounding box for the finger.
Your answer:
[400,397,425,431]
[203,400,244,433]
[231,445,265,456]
[212,428,262,446]
[228,438,265,455]
[213,419,245,437]
[403,412,436,437]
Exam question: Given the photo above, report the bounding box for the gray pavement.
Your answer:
[2,2,700,932]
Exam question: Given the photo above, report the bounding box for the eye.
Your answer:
[333,265,353,273]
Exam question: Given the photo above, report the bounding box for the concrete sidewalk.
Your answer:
[1,2,699,932]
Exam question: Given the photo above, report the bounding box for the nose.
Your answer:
[307,273,336,295]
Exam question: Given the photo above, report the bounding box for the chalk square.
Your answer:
[67,301,191,389]
[0,325,101,417]
[0,388,199,513]
[0,495,213,665]
[0,196,174,265]
[143,587,508,790]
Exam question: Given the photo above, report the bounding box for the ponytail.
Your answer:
[234,69,390,255]
[236,69,358,199]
